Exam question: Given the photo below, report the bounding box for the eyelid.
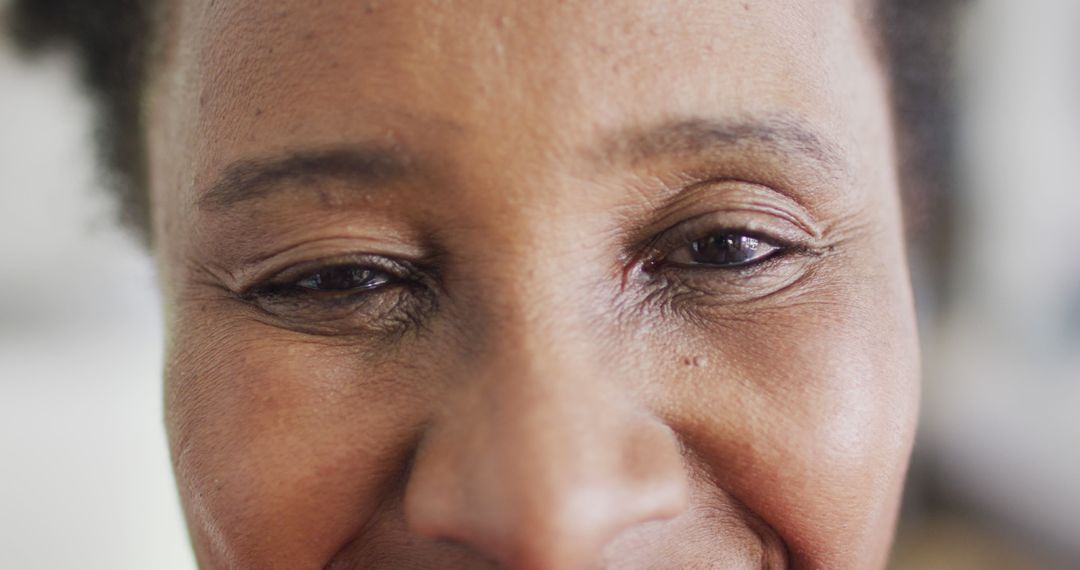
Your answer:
[239,253,414,297]
[640,210,815,268]
[224,233,432,290]
[233,253,438,337]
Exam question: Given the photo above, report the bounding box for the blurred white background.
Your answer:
[0,21,194,570]
[914,0,1080,564]
[0,0,1077,568]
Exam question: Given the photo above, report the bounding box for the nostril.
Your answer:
[546,477,690,546]
[486,478,690,570]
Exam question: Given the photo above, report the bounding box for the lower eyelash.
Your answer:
[638,245,817,311]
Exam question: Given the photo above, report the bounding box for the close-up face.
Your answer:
[149,0,920,568]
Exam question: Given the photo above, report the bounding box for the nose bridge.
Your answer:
[403,286,688,568]
[455,244,637,518]
[448,206,611,376]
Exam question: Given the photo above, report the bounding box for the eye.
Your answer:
[250,261,401,301]
[292,264,392,293]
[238,256,437,336]
[665,232,781,268]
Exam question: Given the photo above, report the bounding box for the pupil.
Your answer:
[690,234,760,265]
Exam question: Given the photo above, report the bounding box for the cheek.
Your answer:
[164,310,428,568]
[656,286,919,567]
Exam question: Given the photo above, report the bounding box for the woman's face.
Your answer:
[149,0,919,567]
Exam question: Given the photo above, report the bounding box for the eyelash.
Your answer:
[250,265,396,299]
[248,258,391,296]
[630,219,817,312]
[239,255,436,335]
[647,229,790,271]
[639,213,807,272]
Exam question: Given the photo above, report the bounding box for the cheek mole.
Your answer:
[681,355,709,368]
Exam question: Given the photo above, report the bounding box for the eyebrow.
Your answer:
[198,145,419,210]
[603,115,846,174]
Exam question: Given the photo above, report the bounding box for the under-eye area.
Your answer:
[628,196,828,314]
[637,242,821,317]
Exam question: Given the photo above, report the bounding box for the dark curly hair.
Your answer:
[6,0,963,248]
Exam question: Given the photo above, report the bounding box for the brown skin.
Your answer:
[147,0,919,568]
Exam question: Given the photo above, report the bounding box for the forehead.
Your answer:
[152,0,885,213]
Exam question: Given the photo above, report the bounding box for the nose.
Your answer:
[403,328,689,569]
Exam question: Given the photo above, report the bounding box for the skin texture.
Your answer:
[147,0,919,568]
